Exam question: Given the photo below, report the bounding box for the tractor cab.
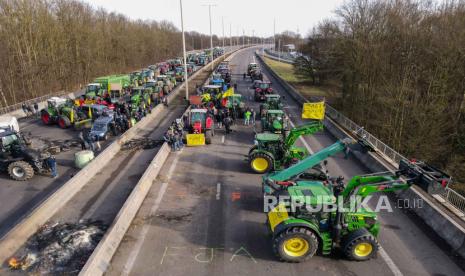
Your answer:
[189,109,210,133]
[47,97,68,109]
[85,83,104,98]
[0,129,21,153]
[185,108,214,145]
[202,85,222,103]
[210,73,224,86]
[255,81,273,101]
[223,94,245,118]
[261,109,287,133]
[260,94,283,117]
[247,63,259,76]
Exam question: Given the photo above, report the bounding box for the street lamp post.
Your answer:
[179,0,189,101]
[208,5,215,71]
[222,17,225,48]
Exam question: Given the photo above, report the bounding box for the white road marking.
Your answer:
[288,119,314,154]
[221,135,225,144]
[121,152,180,276]
[379,247,403,276]
[216,183,221,200]
[288,119,402,276]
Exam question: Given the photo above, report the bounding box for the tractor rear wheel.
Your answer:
[249,153,273,173]
[41,111,51,125]
[273,227,319,262]
[8,161,34,181]
[342,228,379,261]
[58,116,71,129]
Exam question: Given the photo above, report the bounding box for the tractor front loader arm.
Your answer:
[340,159,451,199]
[284,121,324,148]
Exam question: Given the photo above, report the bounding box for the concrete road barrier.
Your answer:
[256,51,465,259]
[0,48,241,263]
[79,143,171,275]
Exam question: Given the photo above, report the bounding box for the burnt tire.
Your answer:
[249,152,273,174]
[58,116,71,129]
[273,227,319,262]
[342,228,379,261]
[8,161,34,181]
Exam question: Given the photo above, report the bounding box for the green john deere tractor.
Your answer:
[264,157,450,262]
[248,121,324,173]
[261,109,288,133]
[130,87,152,112]
[260,94,283,117]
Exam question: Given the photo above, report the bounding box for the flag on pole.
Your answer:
[302,102,325,120]
[222,87,234,98]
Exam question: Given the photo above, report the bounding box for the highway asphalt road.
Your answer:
[106,47,465,276]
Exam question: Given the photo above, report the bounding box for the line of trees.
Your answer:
[299,0,465,186]
[0,0,250,108]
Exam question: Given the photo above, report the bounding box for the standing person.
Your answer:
[21,103,29,117]
[34,102,39,118]
[216,109,223,128]
[233,83,237,91]
[47,156,58,178]
[244,109,251,125]
[224,115,232,134]
[163,131,174,151]
[85,130,95,152]
[251,109,256,125]
[78,131,87,150]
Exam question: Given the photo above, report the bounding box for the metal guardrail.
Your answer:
[258,50,465,216]
[0,91,68,115]
[264,49,295,64]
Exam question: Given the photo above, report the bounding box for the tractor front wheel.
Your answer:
[342,228,379,261]
[249,153,273,173]
[8,161,35,181]
[273,227,319,262]
[58,116,71,129]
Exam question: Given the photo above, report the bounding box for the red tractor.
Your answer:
[184,108,214,145]
[254,81,273,101]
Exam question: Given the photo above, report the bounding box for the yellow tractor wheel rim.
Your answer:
[283,237,309,257]
[354,242,373,257]
[252,157,269,172]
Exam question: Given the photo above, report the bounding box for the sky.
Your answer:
[82,0,344,37]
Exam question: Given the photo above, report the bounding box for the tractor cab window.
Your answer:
[191,112,206,123]
[1,133,19,150]
[87,84,100,93]
[260,83,270,90]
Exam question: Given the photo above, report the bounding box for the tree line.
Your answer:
[298,0,465,187]
[0,0,250,108]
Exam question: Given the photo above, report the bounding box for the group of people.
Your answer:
[164,119,184,151]
[78,129,101,152]
[21,102,39,117]
[243,108,256,126]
